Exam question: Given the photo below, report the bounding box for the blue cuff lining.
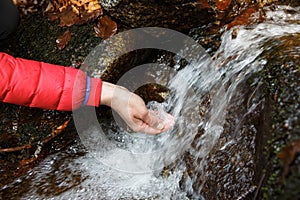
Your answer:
[82,76,91,106]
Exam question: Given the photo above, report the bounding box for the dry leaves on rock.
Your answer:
[56,30,72,50]
[12,0,46,15]
[94,15,117,39]
[12,119,71,176]
[226,6,264,30]
[45,0,103,27]
[216,0,232,11]
[0,119,70,154]
[277,138,300,177]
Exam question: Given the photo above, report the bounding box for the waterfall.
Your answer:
[2,5,300,200]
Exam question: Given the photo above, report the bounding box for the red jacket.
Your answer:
[0,53,102,111]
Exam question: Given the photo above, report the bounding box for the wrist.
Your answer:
[100,82,130,110]
[100,81,115,107]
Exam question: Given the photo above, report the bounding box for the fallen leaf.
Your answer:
[52,119,70,135]
[94,15,117,39]
[216,0,231,11]
[13,119,71,176]
[47,11,60,22]
[59,6,80,27]
[79,9,102,25]
[87,1,102,12]
[56,30,72,50]
[277,138,300,177]
[45,0,102,27]
[14,156,38,176]
[226,6,264,30]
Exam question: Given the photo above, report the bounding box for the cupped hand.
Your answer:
[100,82,174,134]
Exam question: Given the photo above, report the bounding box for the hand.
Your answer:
[100,82,174,134]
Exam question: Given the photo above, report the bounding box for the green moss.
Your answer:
[1,11,102,66]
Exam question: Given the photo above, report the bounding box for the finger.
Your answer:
[134,122,165,135]
[132,113,175,134]
[148,110,166,129]
[134,109,163,130]
[159,113,175,131]
[147,110,175,131]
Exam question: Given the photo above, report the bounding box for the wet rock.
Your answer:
[0,10,98,188]
[97,0,285,32]
[255,34,300,199]
[226,6,264,30]
[99,0,213,31]
[177,77,262,199]
[1,1,299,199]
[165,29,300,200]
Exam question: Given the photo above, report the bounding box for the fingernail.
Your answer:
[157,123,164,130]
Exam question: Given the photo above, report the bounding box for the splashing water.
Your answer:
[2,5,300,200]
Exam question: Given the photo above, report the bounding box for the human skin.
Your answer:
[100,81,175,134]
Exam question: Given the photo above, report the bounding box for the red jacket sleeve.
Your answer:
[0,53,102,111]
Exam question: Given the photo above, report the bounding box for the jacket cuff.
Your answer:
[85,77,102,107]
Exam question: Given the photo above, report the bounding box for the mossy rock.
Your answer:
[165,33,300,199]
[99,0,213,31]
[256,33,300,199]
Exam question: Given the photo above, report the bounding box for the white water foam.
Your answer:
[6,5,300,200]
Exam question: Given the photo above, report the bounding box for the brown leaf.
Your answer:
[59,6,80,27]
[56,30,72,50]
[47,11,61,22]
[277,138,300,164]
[14,156,39,176]
[216,0,231,11]
[52,119,70,135]
[227,7,264,30]
[277,138,300,177]
[78,9,102,25]
[94,15,117,39]
[45,0,102,27]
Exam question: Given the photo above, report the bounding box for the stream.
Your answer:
[1,5,300,200]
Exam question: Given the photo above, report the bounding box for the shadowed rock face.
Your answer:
[177,33,300,200]
[255,34,300,199]
[99,0,300,32]
[100,0,213,31]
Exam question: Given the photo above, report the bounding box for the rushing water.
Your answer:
[2,5,300,200]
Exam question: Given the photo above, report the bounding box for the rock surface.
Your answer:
[0,0,299,199]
